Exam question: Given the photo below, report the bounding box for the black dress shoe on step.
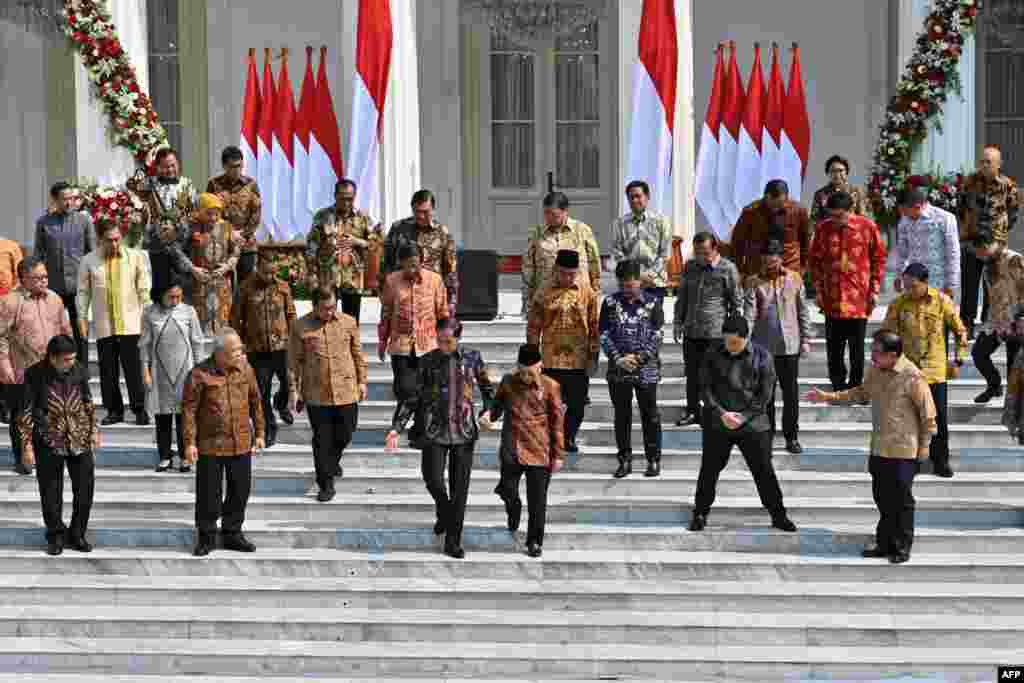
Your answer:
[101,414,124,426]
[279,409,295,426]
[66,536,92,553]
[862,545,889,558]
[192,538,214,557]
[443,545,465,559]
[688,514,706,532]
[134,410,150,426]
[932,465,955,478]
[317,487,336,503]
[222,534,256,552]
[526,542,542,558]
[644,459,660,477]
[45,539,63,556]
[785,439,803,454]
[889,551,911,564]
[13,461,32,476]
[506,498,522,533]
[613,457,632,479]
[676,413,700,427]
[772,516,797,532]
[975,386,1003,404]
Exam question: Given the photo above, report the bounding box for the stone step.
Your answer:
[0,636,1016,679]
[2,491,1019,529]
[2,604,1021,649]
[0,554,1022,602]
[1,519,1022,556]
[5,443,1023,473]
[4,466,1022,500]
[15,677,695,683]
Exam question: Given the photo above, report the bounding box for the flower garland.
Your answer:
[61,0,168,166]
[75,181,146,238]
[868,0,980,225]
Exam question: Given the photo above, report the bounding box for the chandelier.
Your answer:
[980,0,1024,47]
[462,0,605,45]
[0,0,65,36]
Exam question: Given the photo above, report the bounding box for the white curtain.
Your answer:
[75,0,149,186]
[901,0,976,176]
[382,0,421,228]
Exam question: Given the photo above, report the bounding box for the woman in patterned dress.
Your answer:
[187,193,239,336]
[140,279,204,472]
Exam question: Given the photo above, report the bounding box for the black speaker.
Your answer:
[456,250,499,321]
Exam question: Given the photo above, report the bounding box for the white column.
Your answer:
[899,0,976,175]
[381,0,422,228]
[75,0,149,185]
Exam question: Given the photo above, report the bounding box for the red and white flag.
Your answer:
[623,0,677,215]
[348,0,393,223]
[716,42,745,232]
[695,44,727,238]
[734,43,766,214]
[309,46,344,215]
[240,48,261,188]
[781,44,810,201]
[271,50,296,239]
[292,47,316,236]
[760,44,785,193]
[257,48,277,239]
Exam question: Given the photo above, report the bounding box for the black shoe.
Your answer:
[862,545,889,558]
[193,537,214,556]
[13,461,32,476]
[676,413,700,427]
[785,439,803,454]
[889,551,911,564]
[613,454,632,479]
[317,486,336,503]
[134,410,150,426]
[526,542,542,558]
[45,538,63,556]
[444,545,465,559]
[265,434,276,449]
[932,464,954,478]
[101,414,124,426]
[66,536,92,553]
[975,386,1003,404]
[178,463,191,474]
[279,409,294,426]
[156,459,173,472]
[0,408,9,424]
[506,498,522,533]
[644,458,660,477]
[772,516,797,532]
[433,519,447,536]
[222,534,256,553]
[688,514,706,532]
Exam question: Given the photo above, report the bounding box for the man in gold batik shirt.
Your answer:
[207,146,261,286]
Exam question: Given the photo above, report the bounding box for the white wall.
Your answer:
[205,0,352,209]
[0,21,50,246]
[690,0,891,234]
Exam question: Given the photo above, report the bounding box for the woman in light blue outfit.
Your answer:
[140,277,204,472]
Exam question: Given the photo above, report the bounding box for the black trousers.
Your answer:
[35,444,95,543]
[4,383,25,465]
[824,317,867,391]
[543,368,588,448]
[195,453,252,537]
[237,252,257,286]
[307,403,358,489]
[336,288,363,323]
[960,246,989,330]
[768,354,800,440]
[694,426,786,519]
[155,413,185,463]
[391,353,419,400]
[97,334,146,416]
[683,338,718,416]
[929,382,950,469]
[422,443,474,548]
[495,462,551,546]
[57,291,88,364]
[608,381,661,458]
[248,350,288,441]
[972,332,1022,390]
[869,455,916,553]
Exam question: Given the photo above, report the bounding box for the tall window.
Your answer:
[147,0,182,154]
[981,19,1024,180]
[490,34,536,188]
[555,21,599,188]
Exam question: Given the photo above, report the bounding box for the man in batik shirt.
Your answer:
[610,180,673,318]
[527,249,599,453]
[307,178,377,322]
[380,189,458,316]
[207,145,261,286]
[970,229,1024,404]
[132,147,198,250]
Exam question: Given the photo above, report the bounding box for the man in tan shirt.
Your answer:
[289,287,368,502]
[806,330,937,564]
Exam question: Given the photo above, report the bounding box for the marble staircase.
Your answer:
[0,294,1021,680]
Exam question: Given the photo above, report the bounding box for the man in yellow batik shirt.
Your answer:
[527,249,599,453]
[881,263,967,478]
